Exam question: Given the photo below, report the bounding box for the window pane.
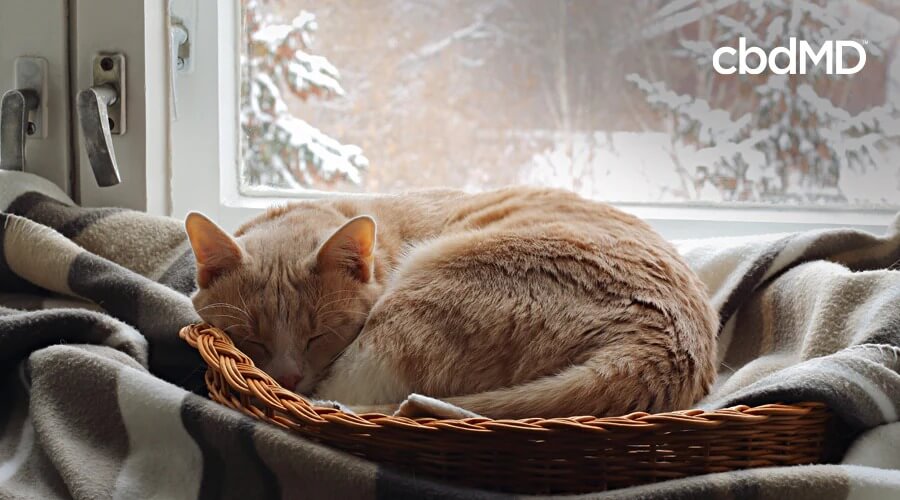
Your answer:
[240,0,900,207]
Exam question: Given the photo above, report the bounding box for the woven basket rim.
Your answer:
[179,322,827,434]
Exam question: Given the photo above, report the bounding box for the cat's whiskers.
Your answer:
[203,313,253,332]
[202,312,248,322]
[317,310,371,322]
[223,323,253,339]
[313,291,355,313]
[319,325,360,368]
[315,296,359,313]
[197,301,244,313]
[197,302,252,320]
[326,345,351,366]
[322,324,349,343]
[238,290,252,318]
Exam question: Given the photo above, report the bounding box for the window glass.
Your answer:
[240,0,900,207]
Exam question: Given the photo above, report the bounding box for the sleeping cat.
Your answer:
[186,187,718,418]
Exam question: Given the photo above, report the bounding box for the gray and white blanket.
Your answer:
[1,170,899,499]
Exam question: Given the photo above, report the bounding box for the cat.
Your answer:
[186,187,718,418]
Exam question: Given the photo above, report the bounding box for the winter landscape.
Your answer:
[240,0,900,208]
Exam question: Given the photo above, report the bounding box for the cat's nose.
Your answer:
[276,374,301,389]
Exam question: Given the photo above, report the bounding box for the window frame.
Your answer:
[168,0,896,237]
[73,0,171,214]
[0,1,71,195]
[170,0,246,228]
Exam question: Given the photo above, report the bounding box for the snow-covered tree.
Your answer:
[241,0,368,189]
[628,0,899,203]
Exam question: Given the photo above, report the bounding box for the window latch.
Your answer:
[0,57,47,172]
[76,54,126,187]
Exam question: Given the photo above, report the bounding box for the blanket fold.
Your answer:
[1,170,898,499]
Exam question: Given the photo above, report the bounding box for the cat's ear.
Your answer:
[317,215,376,283]
[185,212,243,288]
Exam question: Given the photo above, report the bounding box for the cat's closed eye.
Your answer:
[306,332,328,347]
[242,339,269,359]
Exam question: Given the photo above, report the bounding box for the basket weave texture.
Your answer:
[180,323,829,494]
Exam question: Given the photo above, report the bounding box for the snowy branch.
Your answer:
[241,1,368,189]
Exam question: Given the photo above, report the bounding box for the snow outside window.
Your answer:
[238,0,900,210]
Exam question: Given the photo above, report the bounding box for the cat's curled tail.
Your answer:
[440,340,712,418]
[355,337,715,419]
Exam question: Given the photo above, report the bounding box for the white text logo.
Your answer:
[713,38,866,75]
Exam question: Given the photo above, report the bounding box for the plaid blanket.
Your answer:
[1,170,899,499]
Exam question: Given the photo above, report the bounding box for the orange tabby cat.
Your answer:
[186,187,717,418]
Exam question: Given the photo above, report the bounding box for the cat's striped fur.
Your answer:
[187,187,717,418]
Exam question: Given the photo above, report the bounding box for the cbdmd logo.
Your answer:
[713,37,867,75]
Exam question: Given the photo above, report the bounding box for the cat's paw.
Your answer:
[394,394,482,419]
[310,398,355,414]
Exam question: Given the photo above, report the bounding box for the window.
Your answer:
[171,0,899,236]
[1,1,170,213]
[238,0,900,206]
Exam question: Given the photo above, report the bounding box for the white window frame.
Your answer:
[2,0,172,211]
[169,0,244,227]
[1,1,71,194]
[74,0,170,214]
[168,0,897,238]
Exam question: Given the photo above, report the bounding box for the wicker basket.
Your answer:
[180,323,829,495]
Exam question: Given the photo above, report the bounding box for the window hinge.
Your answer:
[169,0,195,119]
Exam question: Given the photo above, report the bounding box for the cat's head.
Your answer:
[184,208,382,394]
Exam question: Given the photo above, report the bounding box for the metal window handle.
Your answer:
[0,89,39,171]
[77,85,121,186]
[1,57,47,172]
[77,54,125,187]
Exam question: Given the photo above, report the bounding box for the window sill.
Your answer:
[217,189,895,239]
